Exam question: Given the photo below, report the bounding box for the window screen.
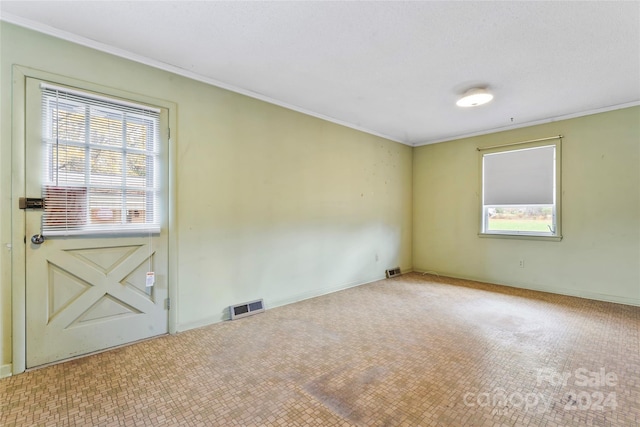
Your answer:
[41,84,161,235]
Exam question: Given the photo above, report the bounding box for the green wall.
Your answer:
[1,21,638,377]
[413,107,640,305]
[0,23,413,374]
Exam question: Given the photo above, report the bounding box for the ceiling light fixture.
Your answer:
[456,88,494,107]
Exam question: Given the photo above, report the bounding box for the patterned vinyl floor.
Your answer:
[1,273,639,426]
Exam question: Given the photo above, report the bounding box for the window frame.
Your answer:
[478,138,562,241]
[40,83,164,236]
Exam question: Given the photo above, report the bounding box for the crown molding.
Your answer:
[413,101,640,147]
[1,13,408,146]
[3,14,637,148]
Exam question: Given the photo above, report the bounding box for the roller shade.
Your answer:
[483,145,555,206]
[40,85,161,235]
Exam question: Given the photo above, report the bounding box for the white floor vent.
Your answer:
[230,299,265,320]
[386,267,401,278]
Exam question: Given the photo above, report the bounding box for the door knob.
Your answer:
[31,234,45,245]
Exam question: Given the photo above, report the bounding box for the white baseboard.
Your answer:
[177,273,389,332]
[1,364,12,378]
[177,315,224,332]
[268,274,386,311]
[413,269,640,307]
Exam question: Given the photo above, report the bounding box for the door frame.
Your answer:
[11,65,178,374]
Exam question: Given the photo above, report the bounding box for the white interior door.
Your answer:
[24,78,169,368]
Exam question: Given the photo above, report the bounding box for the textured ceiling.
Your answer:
[2,1,639,145]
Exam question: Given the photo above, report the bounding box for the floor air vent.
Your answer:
[230,299,265,320]
[386,267,401,278]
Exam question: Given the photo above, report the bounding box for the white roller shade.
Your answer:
[483,145,555,206]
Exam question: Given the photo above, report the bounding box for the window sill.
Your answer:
[478,232,563,242]
[45,227,161,237]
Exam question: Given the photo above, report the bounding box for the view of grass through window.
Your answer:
[486,206,553,233]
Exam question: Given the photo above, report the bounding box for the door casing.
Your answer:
[10,65,178,374]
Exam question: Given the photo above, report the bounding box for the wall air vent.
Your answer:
[229,299,265,320]
[385,267,401,278]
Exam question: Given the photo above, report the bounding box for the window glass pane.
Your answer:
[125,190,147,224]
[126,120,150,150]
[90,108,123,147]
[51,102,85,143]
[486,206,553,233]
[90,149,123,186]
[51,144,85,184]
[127,153,147,178]
[43,186,87,229]
[89,188,123,225]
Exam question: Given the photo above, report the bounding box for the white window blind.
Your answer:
[41,85,161,235]
[483,145,555,206]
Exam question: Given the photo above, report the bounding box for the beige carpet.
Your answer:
[1,273,639,426]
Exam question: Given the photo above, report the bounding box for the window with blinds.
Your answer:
[41,84,161,235]
[480,139,561,239]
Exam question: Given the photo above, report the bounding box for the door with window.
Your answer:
[24,78,169,368]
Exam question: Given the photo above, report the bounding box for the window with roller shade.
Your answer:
[40,84,162,235]
[480,140,561,239]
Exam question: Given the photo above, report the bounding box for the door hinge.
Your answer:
[165,298,170,310]
[168,128,171,139]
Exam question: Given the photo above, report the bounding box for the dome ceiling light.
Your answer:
[456,87,494,107]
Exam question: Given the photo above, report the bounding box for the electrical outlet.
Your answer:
[375,253,379,262]
[519,260,525,268]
